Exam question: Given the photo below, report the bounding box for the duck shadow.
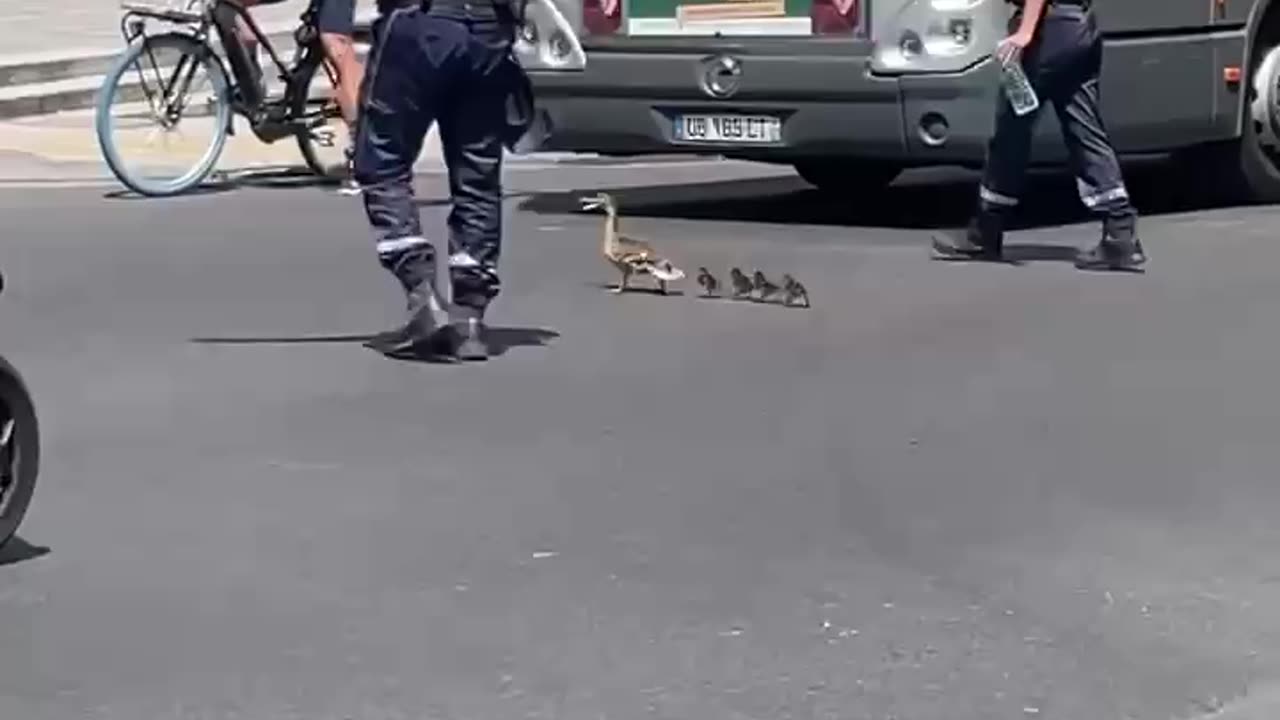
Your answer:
[0,536,51,568]
[584,281,687,296]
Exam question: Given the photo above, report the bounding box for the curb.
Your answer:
[0,13,376,120]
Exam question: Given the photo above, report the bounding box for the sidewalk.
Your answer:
[0,105,592,186]
[0,0,381,119]
[0,106,463,185]
[4,0,313,57]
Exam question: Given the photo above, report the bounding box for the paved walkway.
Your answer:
[5,0,369,57]
[0,106,444,183]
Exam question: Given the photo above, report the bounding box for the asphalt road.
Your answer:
[2,159,1280,720]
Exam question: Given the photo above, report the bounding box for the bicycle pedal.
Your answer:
[312,128,337,147]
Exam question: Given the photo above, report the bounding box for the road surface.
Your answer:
[2,159,1279,720]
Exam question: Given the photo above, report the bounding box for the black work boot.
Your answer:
[1075,214,1146,271]
[931,208,1005,262]
[1074,237,1146,271]
[365,276,461,362]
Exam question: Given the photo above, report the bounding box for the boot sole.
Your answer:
[1074,252,1148,273]
[930,237,1004,263]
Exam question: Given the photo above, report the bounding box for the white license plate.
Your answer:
[675,114,782,144]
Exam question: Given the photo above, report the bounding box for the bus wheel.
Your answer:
[793,160,902,194]
[1242,41,1280,202]
[1183,41,1280,204]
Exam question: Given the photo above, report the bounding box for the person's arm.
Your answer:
[996,0,1046,64]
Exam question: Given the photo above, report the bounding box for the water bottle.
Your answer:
[1000,57,1040,116]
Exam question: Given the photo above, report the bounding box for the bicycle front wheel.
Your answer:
[95,33,232,197]
[292,53,351,180]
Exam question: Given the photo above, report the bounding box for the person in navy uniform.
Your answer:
[354,0,534,362]
[932,0,1146,271]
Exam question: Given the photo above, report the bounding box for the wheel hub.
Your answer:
[0,417,13,516]
[1250,45,1280,153]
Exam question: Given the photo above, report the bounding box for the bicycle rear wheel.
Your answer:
[95,33,232,197]
[0,355,40,550]
[292,54,351,180]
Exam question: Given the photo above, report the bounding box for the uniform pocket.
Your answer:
[500,55,539,150]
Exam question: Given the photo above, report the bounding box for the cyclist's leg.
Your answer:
[233,0,264,88]
[318,0,363,127]
[234,0,261,54]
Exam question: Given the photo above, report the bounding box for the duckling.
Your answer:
[580,192,685,294]
[752,270,781,303]
[729,267,754,300]
[696,267,720,297]
[781,273,810,308]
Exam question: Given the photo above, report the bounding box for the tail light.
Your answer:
[584,0,622,35]
[811,0,859,35]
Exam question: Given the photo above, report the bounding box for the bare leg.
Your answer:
[234,1,260,66]
[321,33,364,128]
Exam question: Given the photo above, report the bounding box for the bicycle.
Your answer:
[95,0,353,197]
[0,271,41,551]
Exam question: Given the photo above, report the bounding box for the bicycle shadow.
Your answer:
[102,164,344,200]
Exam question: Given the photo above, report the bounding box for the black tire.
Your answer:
[0,355,40,550]
[292,52,349,179]
[94,33,232,197]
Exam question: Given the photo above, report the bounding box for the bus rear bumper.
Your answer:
[526,51,1002,166]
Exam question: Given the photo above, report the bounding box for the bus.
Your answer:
[516,0,1280,203]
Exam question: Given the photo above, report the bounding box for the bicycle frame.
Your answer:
[118,0,337,144]
[118,0,330,122]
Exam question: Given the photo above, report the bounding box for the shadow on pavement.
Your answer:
[103,165,342,200]
[0,536,51,568]
[413,190,540,209]
[518,160,1237,232]
[190,333,375,345]
[189,327,560,359]
[585,281,687,296]
[370,327,561,365]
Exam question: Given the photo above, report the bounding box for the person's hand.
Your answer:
[995,30,1034,65]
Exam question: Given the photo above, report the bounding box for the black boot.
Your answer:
[1074,237,1146,271]
[931,207,1005,262]
[1075,214,1146,271]
[365,263,461,362]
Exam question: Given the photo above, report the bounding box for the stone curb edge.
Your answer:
[0,13,376,120]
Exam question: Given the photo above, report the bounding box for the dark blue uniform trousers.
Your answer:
[353,4,513,314]
[980,2,1136,241]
